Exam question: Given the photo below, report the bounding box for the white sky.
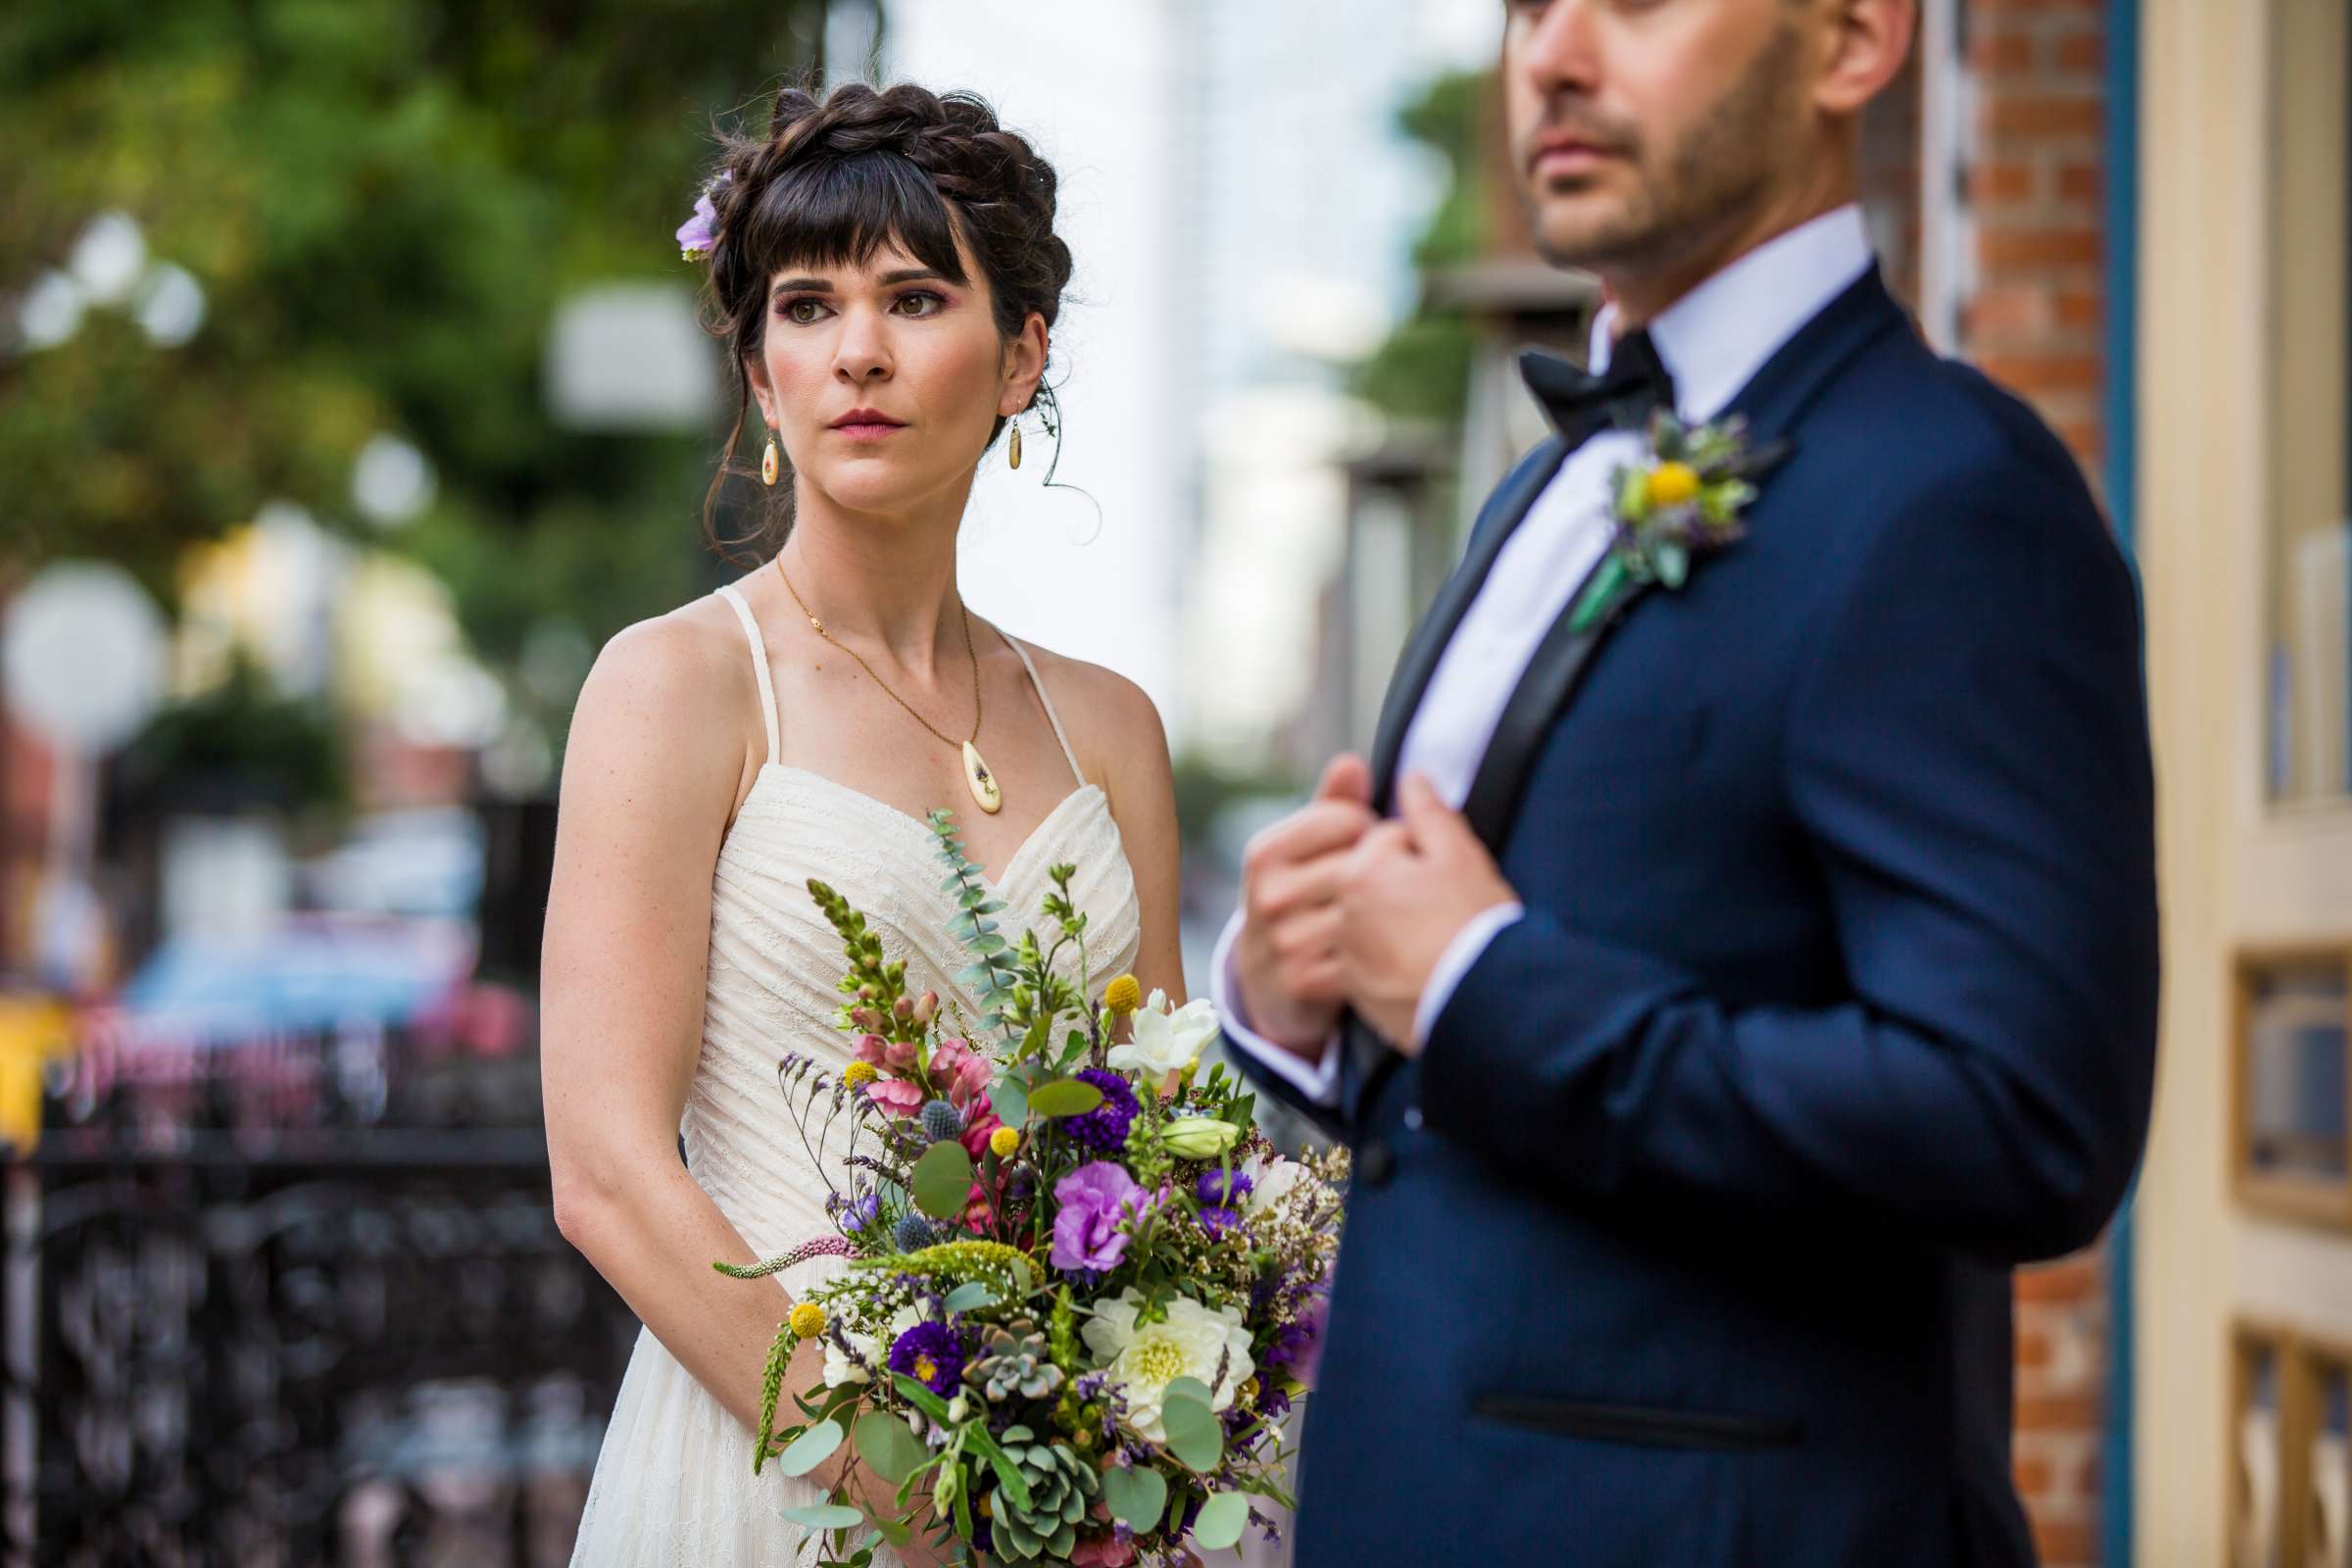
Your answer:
[881,0,1503,748]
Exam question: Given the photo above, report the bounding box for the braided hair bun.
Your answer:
[696,82,1072,549]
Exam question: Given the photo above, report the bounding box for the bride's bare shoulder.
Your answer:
[1004,637,1169,777]
[564,593,760,797]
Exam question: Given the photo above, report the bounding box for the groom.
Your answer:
[1213,1,2157,1563]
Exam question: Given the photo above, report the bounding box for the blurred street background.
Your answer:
[2,1,2346,1564]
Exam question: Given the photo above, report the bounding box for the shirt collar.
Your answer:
[1588,203,1875,421]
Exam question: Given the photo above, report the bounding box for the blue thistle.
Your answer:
[920,1098,963,1144]
[894,1212,939,1252]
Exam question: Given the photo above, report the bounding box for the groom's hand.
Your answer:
[1337,772,1517,1054]
[1235,753,1378,1057]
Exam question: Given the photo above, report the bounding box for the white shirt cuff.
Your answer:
[1411,902,1525,1048]
[1208,909,1343,1106]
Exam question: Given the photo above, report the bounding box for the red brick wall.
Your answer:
[1966,0,2110,475]
[1960,6,2115,1567]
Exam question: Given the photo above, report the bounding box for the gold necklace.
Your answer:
[773,556,1004,815]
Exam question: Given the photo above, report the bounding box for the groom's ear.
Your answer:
[1812,0,1917,120]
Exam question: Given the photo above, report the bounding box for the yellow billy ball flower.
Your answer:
[788,1302,826,1340]
[841,1060,878,1089]
[989,1125,1021,1157]
[1644,461,1702,509]
[1103,974,1144,1016]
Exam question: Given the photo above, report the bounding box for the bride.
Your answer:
[542,81,1184,1566]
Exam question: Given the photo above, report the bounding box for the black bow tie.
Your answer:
[1519,327,1678,448]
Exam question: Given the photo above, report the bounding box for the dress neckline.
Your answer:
[731,762,1112,897]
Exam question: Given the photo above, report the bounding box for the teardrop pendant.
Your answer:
[962,741,1004,814]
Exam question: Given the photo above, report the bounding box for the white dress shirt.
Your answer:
[1212,204,1878,1104]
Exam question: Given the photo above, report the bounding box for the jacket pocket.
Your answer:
[1470,1396,1801,1451]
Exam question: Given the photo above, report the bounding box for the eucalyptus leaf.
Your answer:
[1193,1491,1250,1550]
[777,1419,846,1479]
[943,1282,998,1314]
[854,1412,927,1487]
[991,1073,1029,1125]
[1025,1079,1105,1119]
[781,1502,866,1531]
[1100,1463,1168,1527]
[1655,541,1690,590]
[974,934,1007,956]
[910,1141,975,1219]
[1160,1390,1223,1472]
[893,1373,955,1424]
[1165,1377,1214,1406]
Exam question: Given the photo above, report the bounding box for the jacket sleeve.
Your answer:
[1413,459,2159,1264]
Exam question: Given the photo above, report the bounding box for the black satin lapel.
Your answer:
[1369,438,1567,808]
[1456,560,1642,853]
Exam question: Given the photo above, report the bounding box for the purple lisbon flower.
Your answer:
[1195,1169,1250,1237]
[1062,1068,1139,1152]
[888,1320,965,1396]
[1052,1161,1152,1274]
[1264,1291,1328,1389]
[1196,1168,1251,1206]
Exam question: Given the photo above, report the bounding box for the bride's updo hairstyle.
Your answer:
[694,81,1074,553]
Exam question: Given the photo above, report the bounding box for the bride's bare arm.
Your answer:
[541,613,819,1439]
[1066,664,1186,1004]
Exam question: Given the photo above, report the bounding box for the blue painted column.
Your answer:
[2100,0,2140,1562]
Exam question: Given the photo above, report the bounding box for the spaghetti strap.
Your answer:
[1003,633,1088,787]
[714,583,781,766]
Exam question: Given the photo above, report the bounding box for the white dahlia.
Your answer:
[1080,1286,1255,1444]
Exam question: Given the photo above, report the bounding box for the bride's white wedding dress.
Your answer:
[568,582,1143,1566]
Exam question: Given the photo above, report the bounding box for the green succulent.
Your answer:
[988,1425,1099,1564]
[967,1320,1066,1403]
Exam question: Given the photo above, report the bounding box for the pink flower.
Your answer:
[864,1077,925,1118]
[884,1038,918,1071]
[856,1033,889,1065]
[929,1038,995,1109]
[1072,1534,1136,1567]
[957,1095,1005,1162]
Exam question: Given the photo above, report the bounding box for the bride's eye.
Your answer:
[892,290,946,318]
[779,297,830,325]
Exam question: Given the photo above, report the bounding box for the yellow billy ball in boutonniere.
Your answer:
[1569,411,1788,633]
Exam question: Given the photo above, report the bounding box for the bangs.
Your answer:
[741,150,969,284]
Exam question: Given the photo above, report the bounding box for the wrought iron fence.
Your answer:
[3,1024,637,1567]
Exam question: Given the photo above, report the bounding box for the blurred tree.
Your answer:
[0,0,849,661]
[1350,69,1491,425]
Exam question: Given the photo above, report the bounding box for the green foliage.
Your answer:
[909,1139,975,1221]
[0,0,832,680]
[115,647,348,817]
[1350,68,1493,427]
[929,809,1022,1029]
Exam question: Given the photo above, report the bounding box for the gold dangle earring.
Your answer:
[760,425,781,487]
[1007,416,1023,470]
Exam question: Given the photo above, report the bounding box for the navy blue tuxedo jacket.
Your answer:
[1233,270,2158,1566]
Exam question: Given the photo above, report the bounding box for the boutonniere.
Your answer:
[1569,411,1787,632]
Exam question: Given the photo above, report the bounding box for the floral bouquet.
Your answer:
[718,808,1346,1568]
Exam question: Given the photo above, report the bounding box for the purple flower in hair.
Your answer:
[676,172,731,260]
